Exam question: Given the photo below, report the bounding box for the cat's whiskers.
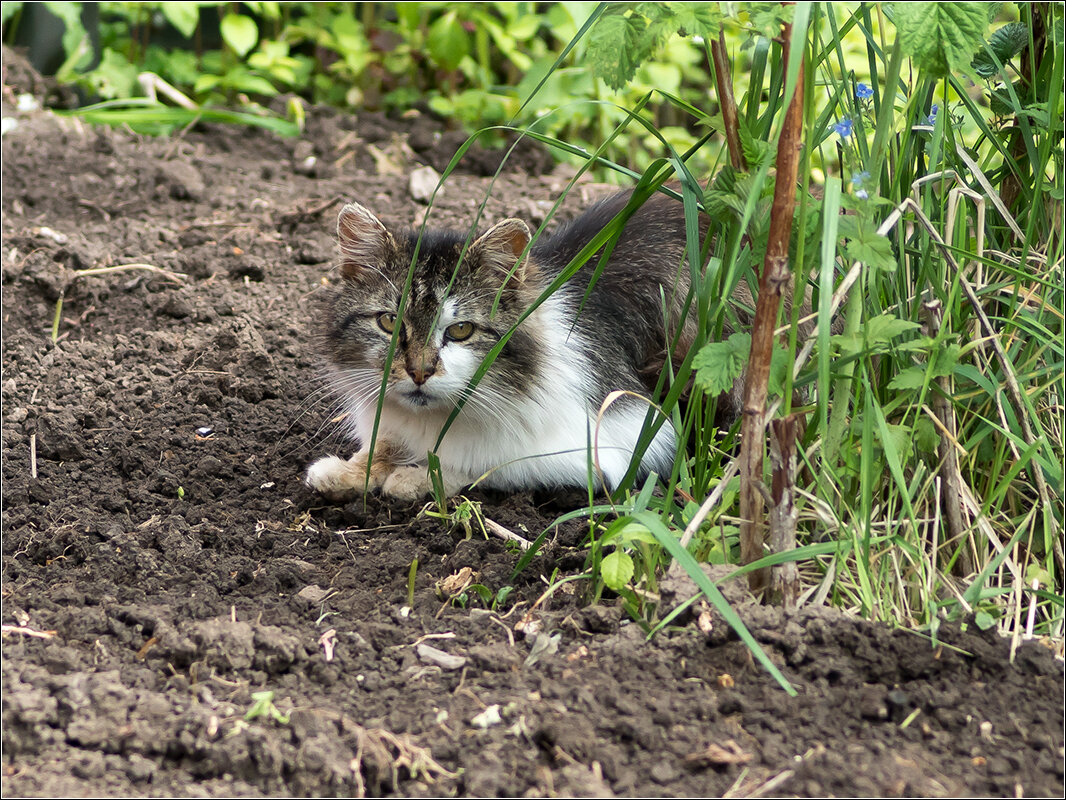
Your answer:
[275,389,357,461]
[275,372,361,457]
[460,383,537,441]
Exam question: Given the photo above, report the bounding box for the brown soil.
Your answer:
[2,56,1063,797]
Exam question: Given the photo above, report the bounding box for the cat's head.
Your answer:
[319,201,546,416]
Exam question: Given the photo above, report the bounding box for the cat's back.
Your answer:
[531,189,701,375]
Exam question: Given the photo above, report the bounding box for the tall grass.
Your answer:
[459,2,1064,652]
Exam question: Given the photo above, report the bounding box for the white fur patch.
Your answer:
[305,452,375,500]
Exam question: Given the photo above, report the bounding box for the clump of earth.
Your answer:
[2,48,1062,797]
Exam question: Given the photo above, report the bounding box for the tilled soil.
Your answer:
[2,58,1063,797]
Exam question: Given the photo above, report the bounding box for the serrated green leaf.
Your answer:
[738,117,773,168]
[932,342,962,378]
[839,214,897,271]
[747,1,795,40]
[587,9,650,90]
[845,234,897,271]
[693,332,750,396]
[161,2,200,39]
[888,367,927,391]
[667,2,721,39]
[866,314,922,344]
[972,21,1030,77]
[894,3,988,79]
[601,550,635,591]
[221,13,259,58]
[427,11,470,71]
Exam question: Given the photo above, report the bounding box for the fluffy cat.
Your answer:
[305,188,711,502]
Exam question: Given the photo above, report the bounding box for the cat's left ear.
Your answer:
[337,202,394,279]
[472,219,532,283]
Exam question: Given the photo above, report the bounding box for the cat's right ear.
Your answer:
[337,202,393,279]
[472,218,532,284]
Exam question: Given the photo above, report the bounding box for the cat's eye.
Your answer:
[376,312,398,334]
[445,321,475,342]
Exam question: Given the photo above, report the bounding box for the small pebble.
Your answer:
[416,643,466,670]
[195,426,214,437]
[471,704,502,728]
[409,165,442,203]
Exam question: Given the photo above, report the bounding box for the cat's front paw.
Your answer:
[381,466,432,502]
[305,453,380,500]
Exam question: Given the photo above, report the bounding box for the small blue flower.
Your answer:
[834,118,853,138]
[851,171,871,200]
[856,82,873,100]
[926,104,939,125]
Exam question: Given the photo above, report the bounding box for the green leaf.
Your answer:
[221,13,259,58]
[747,1,795,40]
[932,342,962,378]
[833,314,921,353]
[972,22,1030,78]
[222,72,278,97]
[194,74,221,94]
[161,2,200,39]
[888,367,927,391]
[81,48,139,100]
[767,344,792,398]
[601,550,635,591]
[894,3,988,78]
[615,522,661,547]
[1025,563,1053,588]
[915,416,940,454]
[667,2,721,39]
[839,215,898,271]
[427,11,470,71]
[738,117,773,168]
[876,422,914,463]
[974,609,996,630]
[847,235,896,271]
[864,314,922,345]
[331,12,370,60]
[693,332,750,397]
[587,9,647,90]
[886,341,962,391]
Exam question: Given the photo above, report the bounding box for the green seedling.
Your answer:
[244,690,290,725]
[407,557,418,609]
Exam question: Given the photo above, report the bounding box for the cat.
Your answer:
[304,187,724,502]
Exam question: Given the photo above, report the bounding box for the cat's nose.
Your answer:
[409,366,434,385]
[407,358,437,385]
